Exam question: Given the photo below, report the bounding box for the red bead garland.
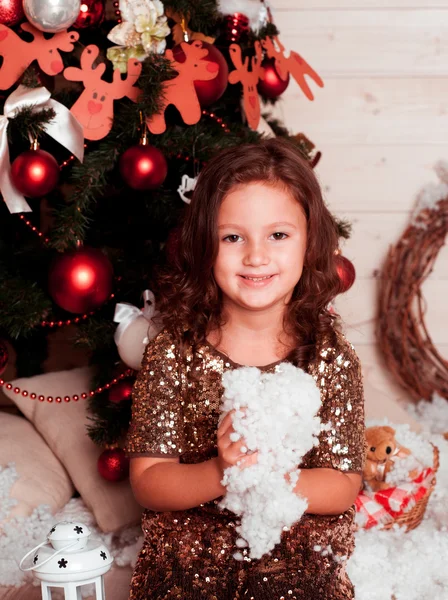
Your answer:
[40,291,115,328]
[202,109,230,133]
[0,368,134,403]
[113,1,122,23]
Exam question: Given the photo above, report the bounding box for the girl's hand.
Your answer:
[217,409,259,475]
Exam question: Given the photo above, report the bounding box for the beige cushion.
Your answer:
[0,412,74,523]
[3,367,142,533]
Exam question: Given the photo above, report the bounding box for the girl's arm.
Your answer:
[130,415,255,512]
[286,468,362,515]
[130,456,227,512]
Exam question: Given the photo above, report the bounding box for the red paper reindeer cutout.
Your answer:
[0,23,79,91]
[146,40,218,135]
[261,36,323,101]
[64,45,142,141]
[228,41,264,131]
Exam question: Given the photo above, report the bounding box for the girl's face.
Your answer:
[214,181,307,314]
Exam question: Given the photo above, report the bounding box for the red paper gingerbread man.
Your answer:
[0,22,79,91]
[146,40,219,135]
[228,41,264,131]
[64,45,142,141]
[261,36,323,101]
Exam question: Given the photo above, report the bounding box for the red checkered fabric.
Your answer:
[355,465,435,529]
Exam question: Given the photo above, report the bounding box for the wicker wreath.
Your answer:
[376,163,448,402]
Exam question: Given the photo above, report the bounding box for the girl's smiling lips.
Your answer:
[238,274,277,287]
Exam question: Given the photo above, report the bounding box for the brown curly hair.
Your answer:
[155,137,342,369]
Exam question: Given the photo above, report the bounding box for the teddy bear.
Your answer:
[363,425,417,492]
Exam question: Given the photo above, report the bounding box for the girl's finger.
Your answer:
[217,410,234,438]
[237,450,259,469]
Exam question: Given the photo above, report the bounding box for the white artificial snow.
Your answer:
[218,362,322,559]
[347,397,448,600]
[216,0,269,31]
[1,393,447,598]
[434,160,448,185]
[410,161,448,228]
[0,466,142,591]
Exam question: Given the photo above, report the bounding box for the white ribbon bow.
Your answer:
[114,289,156,345]
[0,85,84,214]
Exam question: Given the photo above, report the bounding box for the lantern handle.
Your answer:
[19,539,78,572]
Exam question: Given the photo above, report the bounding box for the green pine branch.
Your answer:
[7,106,56,146]
[164,0,220,34]
[0,275,51,338]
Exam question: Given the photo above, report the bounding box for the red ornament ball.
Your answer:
[74,0,105,28]
[172,41,229,106]
[0,339,9,376]
[109,379,134,404]
[119,144,167,190]
[335,254,356,294]
[48,247,113,314]
[0,0,25,26]
[257,58,290,99]
[97,448,129,482]
[11,149,59,198]
[221,12,250,43]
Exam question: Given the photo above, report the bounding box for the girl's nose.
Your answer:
[243,242,269,267]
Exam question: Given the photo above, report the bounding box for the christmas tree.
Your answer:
[0,0,354,481]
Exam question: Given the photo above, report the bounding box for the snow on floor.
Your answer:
[348,394,448,600]
[1,395,447,598]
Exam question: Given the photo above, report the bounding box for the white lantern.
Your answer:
[20,521,113,600]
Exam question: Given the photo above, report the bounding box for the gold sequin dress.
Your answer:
[125,328,366,600]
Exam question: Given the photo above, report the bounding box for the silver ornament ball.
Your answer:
[23,0,81,33]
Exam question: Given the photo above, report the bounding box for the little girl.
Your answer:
[125,138,366,599]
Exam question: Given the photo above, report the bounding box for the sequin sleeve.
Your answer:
[125,329,185,458]
[301,331,366,474]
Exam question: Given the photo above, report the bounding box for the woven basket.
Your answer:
[379,444,439,532]
[356,444,439,533]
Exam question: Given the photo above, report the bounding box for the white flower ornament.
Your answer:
[107,0,170,72]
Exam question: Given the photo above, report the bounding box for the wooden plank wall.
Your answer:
[270,0,448,400]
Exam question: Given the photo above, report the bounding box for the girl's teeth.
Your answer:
[243,276,272,281]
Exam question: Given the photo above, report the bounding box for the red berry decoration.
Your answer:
[97,448,129,482]
[48,247,113,314]
[74,0,105,28]
[172,41,229,106]
[0,0,25,26]
[119,144,167,191]
[109,379,134,404]
[11,149,59,198]
[335,254,356,294]
[257,58,290,99]
[0,339,9,376]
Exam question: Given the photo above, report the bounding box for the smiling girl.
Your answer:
[125,138,366,599]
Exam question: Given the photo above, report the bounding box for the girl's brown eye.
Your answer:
[370,447,376,452]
